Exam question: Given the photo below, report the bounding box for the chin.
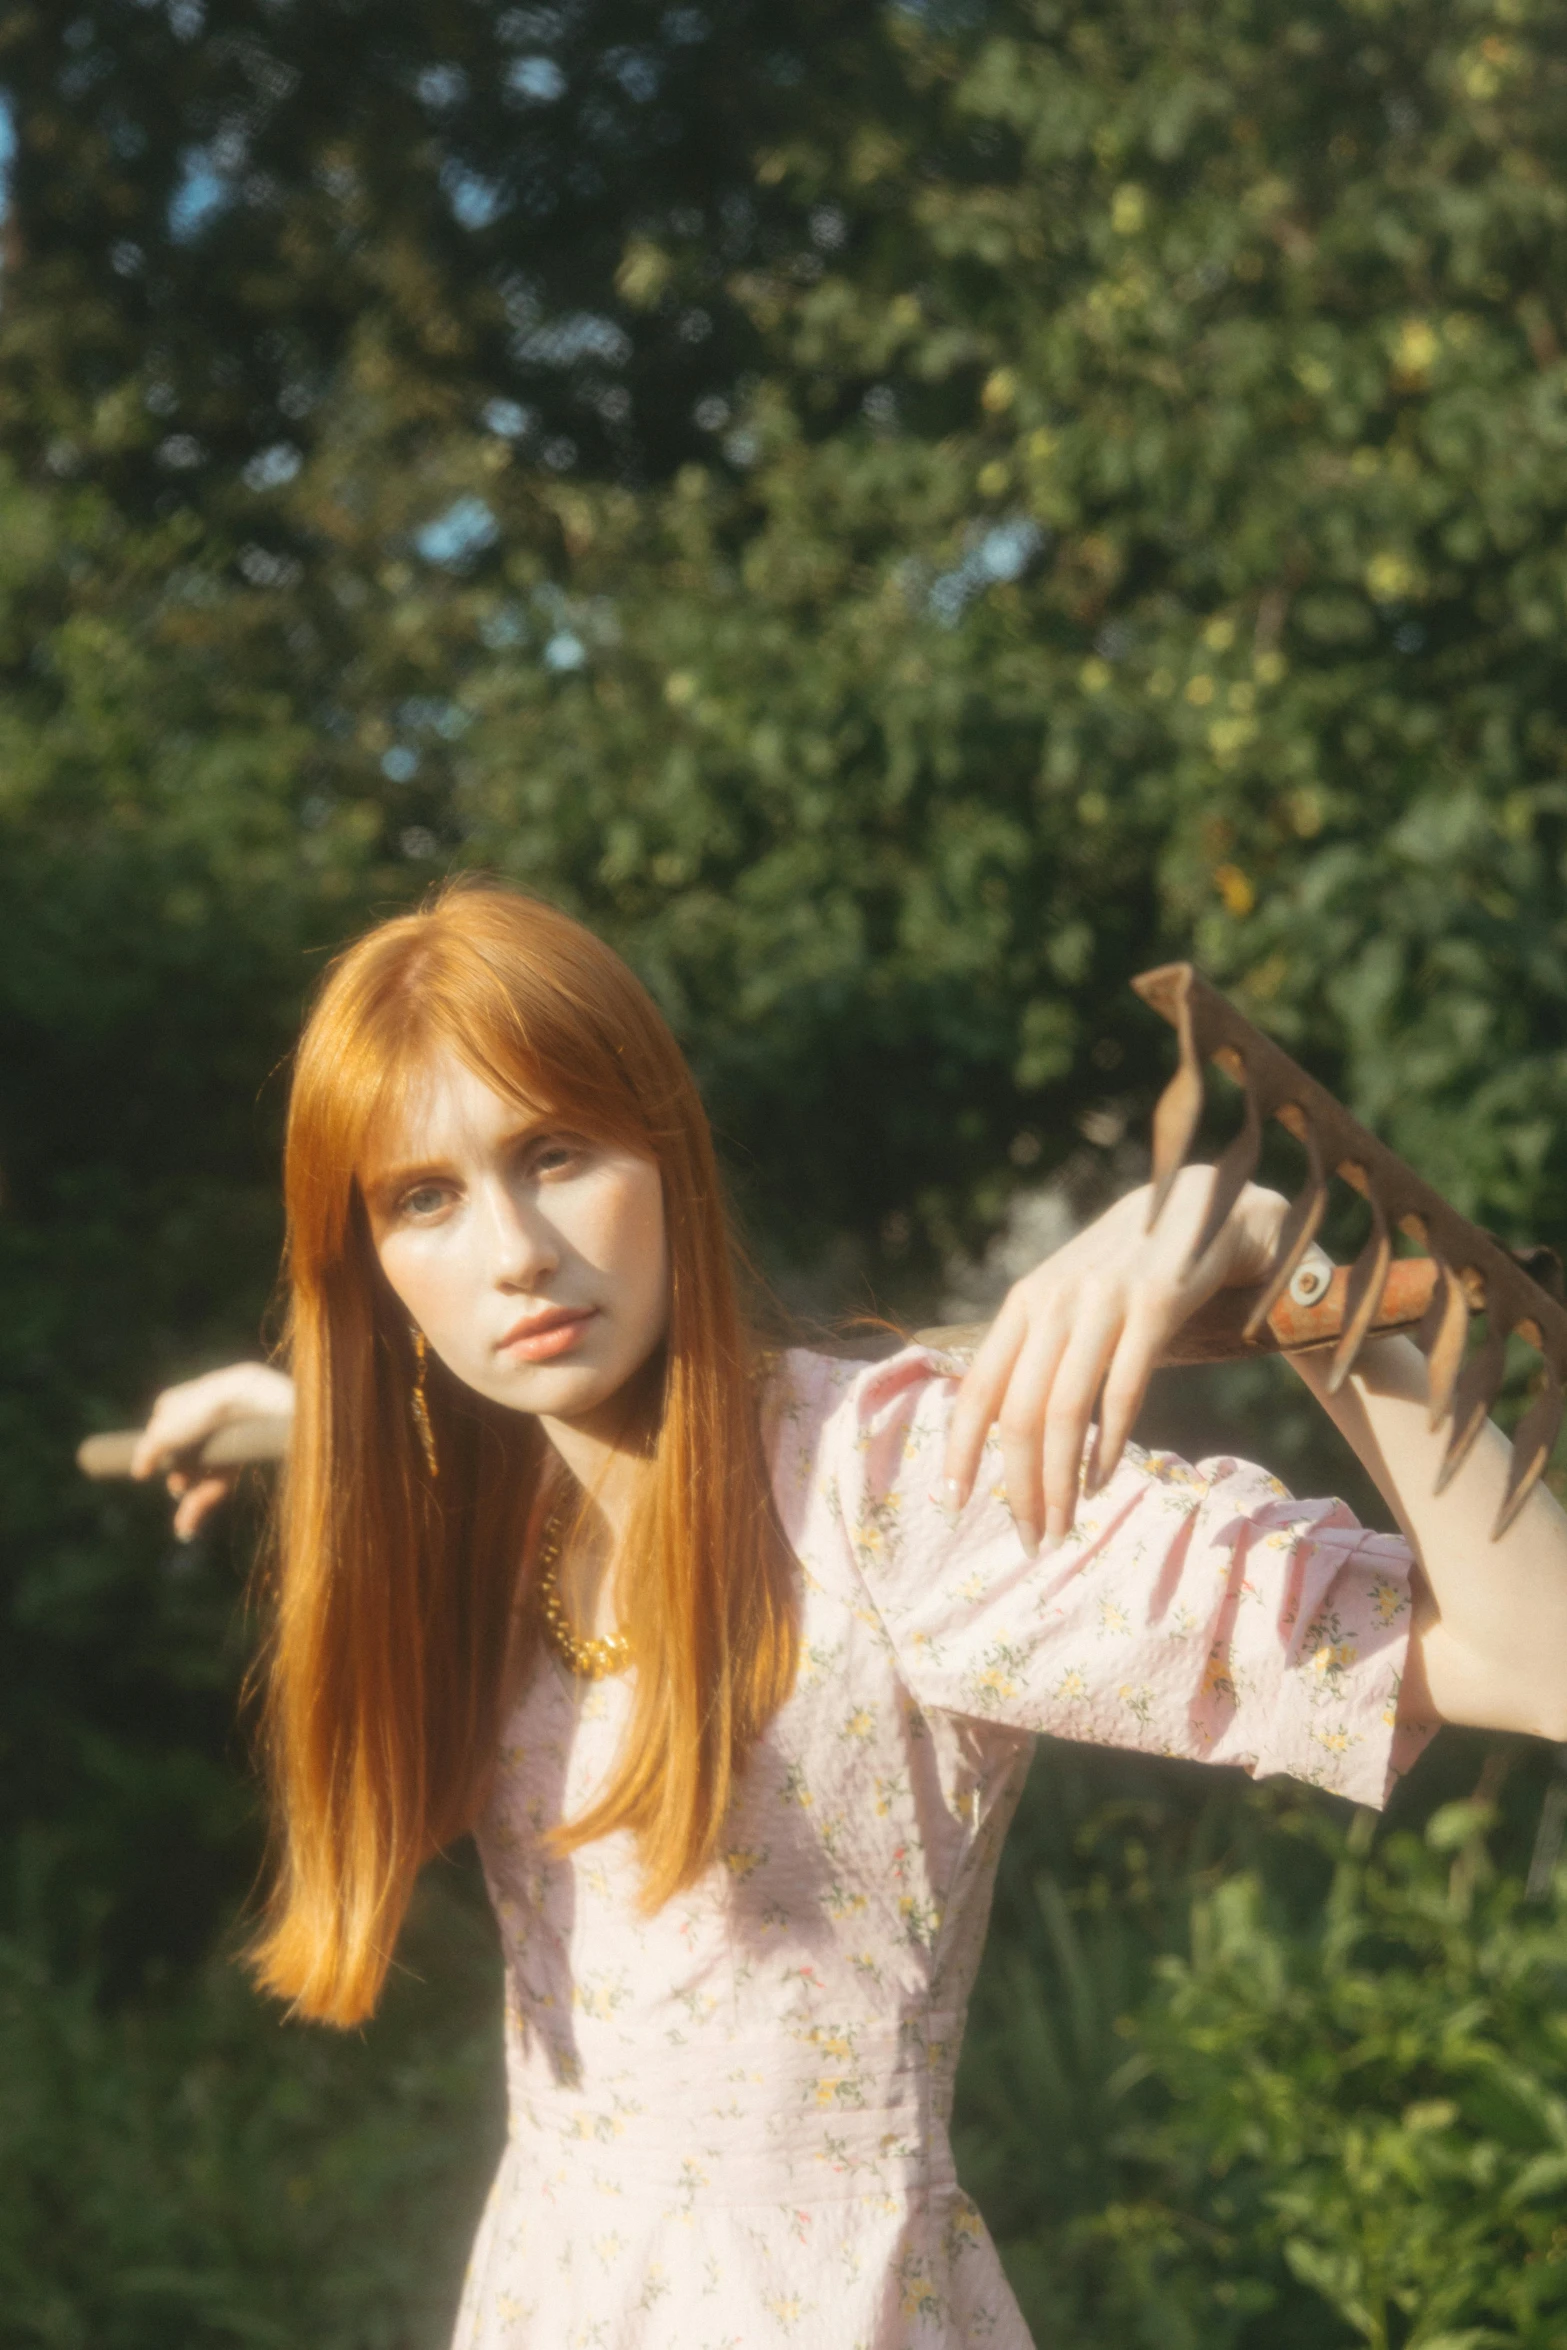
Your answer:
[483,1362,628,1417]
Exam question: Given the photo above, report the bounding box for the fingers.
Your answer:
[942,1301,1027,1511]
[1090,1304,1166,1496]
[129,1360,291,1480]
[131,1375,230,1479]
[1039,1306,1120,1549]
[945,1283,1124,1551]
[129,1361,291,1550]
[993,1322,1074,1556]
[171,1475,238,1542]
[943,1185,1220,1552]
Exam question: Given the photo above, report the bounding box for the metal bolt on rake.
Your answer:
[1134,962,1567,1539]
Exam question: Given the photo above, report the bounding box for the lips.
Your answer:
[496,1305,598,1362]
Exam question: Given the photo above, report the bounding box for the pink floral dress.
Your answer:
[452,1345,1435,2350]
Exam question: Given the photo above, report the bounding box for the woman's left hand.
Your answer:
[130,1360,297,1541]
[940,1167,1287,1554]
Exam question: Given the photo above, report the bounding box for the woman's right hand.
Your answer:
[130,1361,296,1540]
[943,1167,1289,1552]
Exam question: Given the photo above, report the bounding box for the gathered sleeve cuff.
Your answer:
[827,1346,1438,1809]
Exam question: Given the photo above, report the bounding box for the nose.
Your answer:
[478,1174,560,1292]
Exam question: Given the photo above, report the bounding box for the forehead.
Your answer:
[359,1045,549,1174]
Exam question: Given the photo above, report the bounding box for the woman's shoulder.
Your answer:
[758,1339,965,1514]
[760,1337,963,1426]
[756,1345,946,1628]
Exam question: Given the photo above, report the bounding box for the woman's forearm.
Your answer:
[1290,1334,1567,1741]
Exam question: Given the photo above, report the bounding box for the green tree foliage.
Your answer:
[958,1748,1567,2348]
[0,1874,504,2350]
[0,0,844,495]
[1139,1800,1567,2347]
[3,0,1567,2341]
[492,0,1567,1234]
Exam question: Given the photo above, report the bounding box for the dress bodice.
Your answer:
[479,1541,1033,2210]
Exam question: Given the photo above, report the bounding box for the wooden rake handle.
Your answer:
[81,1262,1437,1482]
[918,1255,1436,1365]
[77,1415,295,1481]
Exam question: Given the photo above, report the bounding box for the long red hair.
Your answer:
[249,880,797,2025]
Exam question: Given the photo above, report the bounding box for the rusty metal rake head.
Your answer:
[1134,962,1567,1538]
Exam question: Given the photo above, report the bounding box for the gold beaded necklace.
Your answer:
[534,1510,633,1681]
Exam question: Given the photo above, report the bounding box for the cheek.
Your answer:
[602,1169,668,1326]
[374,1230,475,1342]
[634,1190,671,1327]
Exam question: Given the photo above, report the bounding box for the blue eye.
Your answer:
[401,1184,450,1218]
[530,1136,586,1177]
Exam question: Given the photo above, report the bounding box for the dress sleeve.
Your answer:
[828,1345,1438,1809]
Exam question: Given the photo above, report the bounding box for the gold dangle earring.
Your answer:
[410,1329,440,1479]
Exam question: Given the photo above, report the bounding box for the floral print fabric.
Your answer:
[453,1346,1434,2350]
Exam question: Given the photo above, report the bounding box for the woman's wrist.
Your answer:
[1113,1170,1285,1285]
[1228,1181,1289,1283]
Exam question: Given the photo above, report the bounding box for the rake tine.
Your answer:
[1327,1193,1393,1395]
[1435,1328,1509,1494]
[1190,1064,1263,1266]
[1144,996,1205,1227]
[1147,1058,1205,1230]
[1493,1369,1565,1538]
[1242,1115,1329,1339]
[1420,1259,1470,1432]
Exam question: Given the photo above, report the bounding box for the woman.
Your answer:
[133,879,1567,2349]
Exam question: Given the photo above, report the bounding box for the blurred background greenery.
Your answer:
[6,0,1567,2340]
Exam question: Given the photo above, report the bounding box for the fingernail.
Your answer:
[1015,1519,1041,1558]
[1043,1532,1063,1554]
[931,1478,963,1520]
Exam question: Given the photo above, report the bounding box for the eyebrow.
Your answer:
[359,1156,452,1204]
[359,1115,566,1202]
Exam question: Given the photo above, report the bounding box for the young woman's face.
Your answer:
[361,1048,669,1433]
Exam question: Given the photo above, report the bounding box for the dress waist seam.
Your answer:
[497,2130,961,2211]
